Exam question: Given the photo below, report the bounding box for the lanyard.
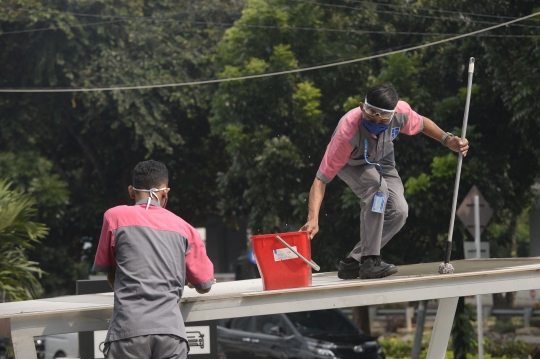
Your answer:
[363,132,386,188]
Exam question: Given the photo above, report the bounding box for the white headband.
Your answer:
[364,97,396,114]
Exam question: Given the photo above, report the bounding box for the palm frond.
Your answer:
[0,179,49,249]
[0,179,48,302]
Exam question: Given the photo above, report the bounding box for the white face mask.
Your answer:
[132,187,167,210]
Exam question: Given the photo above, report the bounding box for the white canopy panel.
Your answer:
[1,258,540,359]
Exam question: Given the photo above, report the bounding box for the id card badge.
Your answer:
[371,191,386,213]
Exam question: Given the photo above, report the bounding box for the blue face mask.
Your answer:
[362,117,389,135]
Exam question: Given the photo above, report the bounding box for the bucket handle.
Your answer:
[275,236,320,271]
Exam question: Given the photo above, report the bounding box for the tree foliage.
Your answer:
[209,2,540,357]
[0,0,242,294]
[0,179,47,302]
[1,6,539,346]
[211,0,540,270]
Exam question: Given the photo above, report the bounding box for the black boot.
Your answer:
[359,256,398,279]
[337,257,360,279]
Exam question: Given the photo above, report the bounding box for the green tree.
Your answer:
[2,9,540,359]
[211,2,540,358]
[211,0,396,269]
[210,0,540,265]
[0,0,242,294]
[0,152,73,295]
[0,179,47,302]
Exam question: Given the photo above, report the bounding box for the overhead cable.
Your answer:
[2,16,538,38]
[0,6,225,20]
[0,10,539,93]
[1,20,125,34]
[291,0,540,29]
[343,0,532,21]
[4,2,539,30]
[2,1,530,23]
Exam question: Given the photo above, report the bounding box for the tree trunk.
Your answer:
[352,306,371,335]
[411,300,427,359]
[492,292,517,309]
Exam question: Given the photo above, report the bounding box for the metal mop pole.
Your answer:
[439,57,475,274]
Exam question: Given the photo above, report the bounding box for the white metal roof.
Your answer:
[1,258,539,323]
[2,258,540,359]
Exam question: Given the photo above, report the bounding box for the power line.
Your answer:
[200,21,539,37]
[3,3,539,38]
[4,2,539,30]
[0,6,230,20]
[291,0,540,29]
[1,20,125,35]
[2,2,531,24]
[0,10,539,93]
[343,0,531,21]
[0,6,240,35]
[191,20,539,38]
[2,15,538,38]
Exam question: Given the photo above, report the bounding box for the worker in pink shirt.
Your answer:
[300,83,469,279]
[93,160,214,359]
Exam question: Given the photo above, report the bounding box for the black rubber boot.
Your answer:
[359,256,398,279]
[337,257,360,279]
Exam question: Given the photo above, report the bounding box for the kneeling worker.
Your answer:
[93,160,215,359]
[300,83,469,279]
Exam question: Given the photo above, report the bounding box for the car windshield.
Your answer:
[286,310,359,336]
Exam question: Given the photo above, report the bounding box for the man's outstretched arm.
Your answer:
[421,117,469,156]
[186,227,215,294]
[300,178,327,239]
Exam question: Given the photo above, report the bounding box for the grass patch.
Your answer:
[379,335,529,359]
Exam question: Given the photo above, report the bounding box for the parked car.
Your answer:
[217,309,385,359]
[34,333,78,359]
[31,309,383,359]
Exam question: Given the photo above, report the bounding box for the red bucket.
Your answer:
[250,231,313,291]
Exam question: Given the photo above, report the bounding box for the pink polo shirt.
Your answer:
[316,100,424,183]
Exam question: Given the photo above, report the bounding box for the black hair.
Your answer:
[365,82,399,110]
[133,160,168,189]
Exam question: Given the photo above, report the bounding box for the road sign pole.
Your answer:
[474,195,484,358]
[474,195,481,259]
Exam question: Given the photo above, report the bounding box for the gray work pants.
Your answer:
[105,334,188,359]
[337,162,408,260]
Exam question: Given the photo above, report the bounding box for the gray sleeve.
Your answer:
[193,278,214,290]
[418,116,425,133]
[316,170,332,184]
[92,263,116,273]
